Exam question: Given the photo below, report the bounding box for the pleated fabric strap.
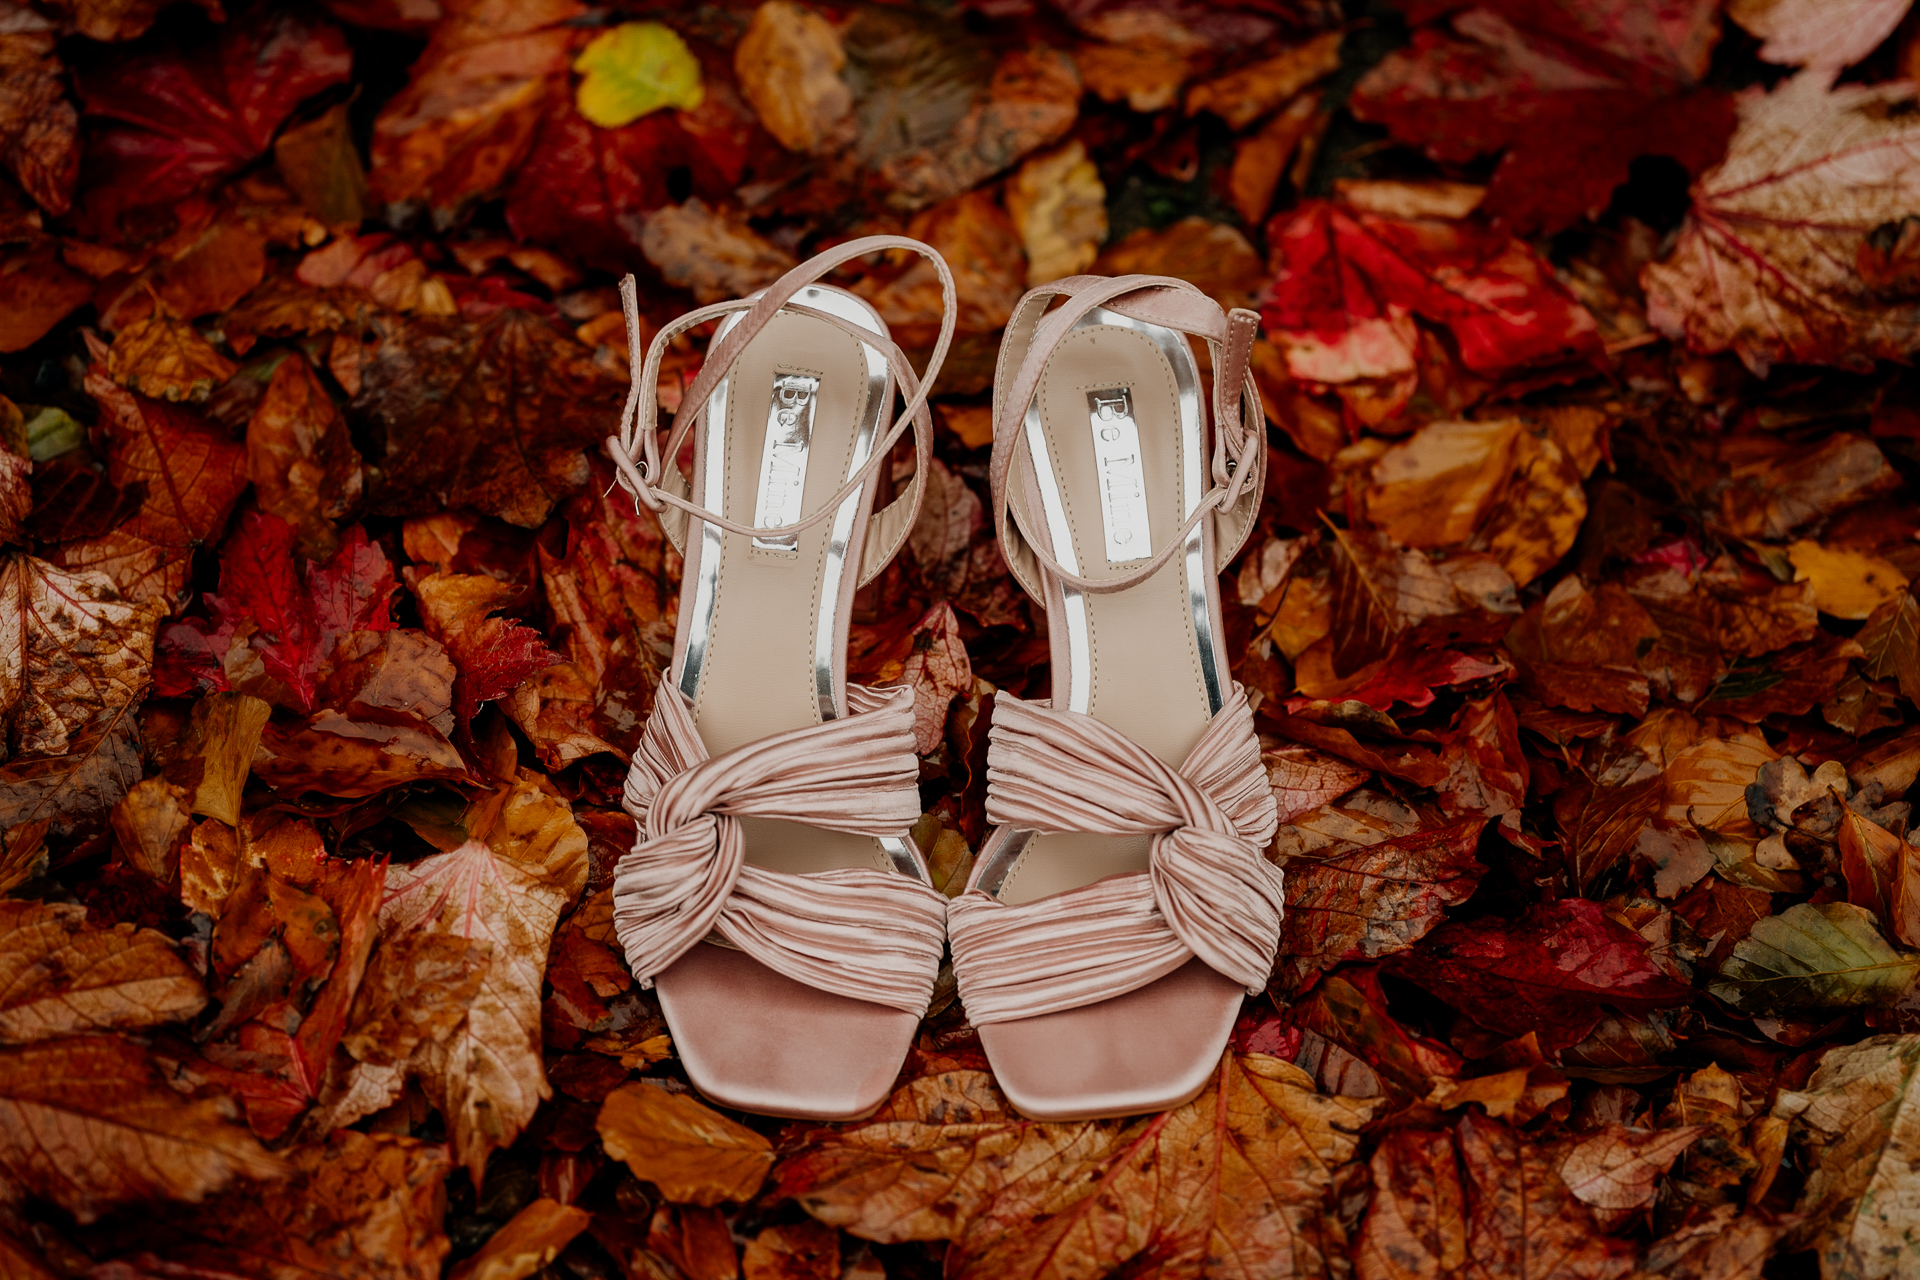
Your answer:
[947,683,1283,1024]
[611,683,948,1014]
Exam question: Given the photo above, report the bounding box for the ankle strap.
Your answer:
[606,235,958,585]
[988,275,1266,598]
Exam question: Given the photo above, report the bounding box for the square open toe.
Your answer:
[975,959,1245,1121]
[655,944,920,1121]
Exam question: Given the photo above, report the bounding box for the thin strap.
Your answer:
[988,275,1265,597]
[605,236,957,549]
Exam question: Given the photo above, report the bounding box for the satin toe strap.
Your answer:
[612,683,946,1014]
[948,683,1283,1024]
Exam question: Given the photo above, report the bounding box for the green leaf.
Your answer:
[574,22,704,128]
[1709,902,1920,1016]
[24,406,84,462]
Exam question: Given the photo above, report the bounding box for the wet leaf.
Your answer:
[574,22,703,128]
[1840,809,1920,948]
[1709,902,1920,1016]
[451,1197,590,1280]
[1644,74,1920,374]
[1,553,162,758]
[597,1082,774,1207]
[1273,816,1486,996]
[0,242,92,353]
[778,1053,1380,1278]
[1558,1122,1706,1225]
[0,1034,285,1221]
[1773,1034,1920,1280]
[352,308,625,528]
[87,368,249,553]
[0,899,204,1043]
[103,309,237,403]
[247,352,365,560]
[411,571,559,730]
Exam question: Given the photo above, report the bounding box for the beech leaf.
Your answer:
[597,1082,774,1207]
[0,899,205,1043]
[1708,902,1920,1015]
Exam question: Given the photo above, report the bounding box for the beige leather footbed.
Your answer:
[686,308,894,877]
[999,323,1212,905]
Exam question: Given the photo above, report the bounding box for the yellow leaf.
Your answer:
[574,22,704,128]
[1787,539,1909,620]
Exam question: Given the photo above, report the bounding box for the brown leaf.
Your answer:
[1858,590,1920,705]
[1507,576,1656,717]
[1274,817,1486,995]
[0,899,203,1043]
[248,352,365,559]
[649,1203,741,1280]
[1772,1035,1920,1279]
[371,780,586,1178]
[352,307,623,527]
[1265,745,1370,825]
[1353,1127,1467,1280]
[734,1,854,156]
[639,198,798,306]
[597,1082,774,1207]
[109,774,190,880]
[1094,216,1268,312]
[275,100,370,227]
[103,309,238,403]
[850,601,972,755]
[0,1034,285,1221]
[367,0,578,215]
[778,1054,1380,1277]
[0,705,143,841]
[861,189,1026,334]
[1185,31,1343,130]
[1641,1205,1792,1280]
[87,367,249,552]
[0,20,78,215]
[1558,1122,1706,1227]
[1005,140,1104,287]
[0,241,91,353]
[742,1221,839,1280]
[1838,808,1920,948]
[1713,433,1901,541]
[451,1197,591,1280]
[252,709,472,799]
[1,553,162,758]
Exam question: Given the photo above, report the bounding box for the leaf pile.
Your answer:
[4,0,1920,1274]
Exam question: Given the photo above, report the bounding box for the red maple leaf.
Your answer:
[1352,0,1736,234]
[75,6,352,228]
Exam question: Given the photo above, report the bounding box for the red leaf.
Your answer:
[1352,1,1735,234]
[308,525,398,640]
[1260,201,1603,390]
[77,6,351,225]
[1385,898,1693,1054]
[411,572,560,729]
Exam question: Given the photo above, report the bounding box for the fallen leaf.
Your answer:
[0,19,78,216]
[1352,2,1734,235]
[374,804,586,1178]
[351,307,626,527]
[1644,74,1920,374]
[640,197,798,305]
[1858,591,1920,705]
[0,706,143,842]
[1558,1122,1706,1227]
[1074,40,1193,114]
[1728,0,1912,72]
[1386,898,1693,1053]
[1,553,162,758]
[1773,1034,1920,1280]
[1273,817,1487,995]
[574,22,703,128]
[103,309,237,403]
[742,1221,840,1280]
[777,1053,1380,1278]
[1839,808,1920,948]
[76,6,352,225]
[1004,140,1104,288]
[861,190,1025,335]
[1709,902,1920,1016]
[452,1197,591,1280]
[274,99,370,227]
[735,0,854,155]
[597,1082,774,1207]
[1095,216,1268,312]
[0,1034,285,1221]
[110,774,190,880]
[1265,745,1370,825]
[849,600,971,754]
[1641,1204,1794,1280]
[0,899,204,1043]
[87,367,249,553]
[1261,201,1603,398]
[0,242,92,352]
[411,571,559,730]
[1185,30,1342,130]
[248,352,365,560]
[367,0,579,216]
[1787,540,1909,620]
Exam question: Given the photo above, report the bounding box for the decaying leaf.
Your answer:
[1708,902,1920,1015]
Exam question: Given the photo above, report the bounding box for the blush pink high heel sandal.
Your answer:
[606,238,958,1120]
[947,274,1283,1120]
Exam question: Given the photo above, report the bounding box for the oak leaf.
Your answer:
[597,1082,774,1207]
[1773,1034,1920,1280]
[0,1034,285,1221]
[0,899,204,1043]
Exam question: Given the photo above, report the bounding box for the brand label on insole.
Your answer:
[1086,387,1151,564]
[752,372,820,551]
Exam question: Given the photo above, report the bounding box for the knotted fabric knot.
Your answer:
[947,684,1283,1024]
[611,683,947,1014]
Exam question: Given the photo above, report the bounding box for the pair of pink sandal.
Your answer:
[605,237,1282,1122]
